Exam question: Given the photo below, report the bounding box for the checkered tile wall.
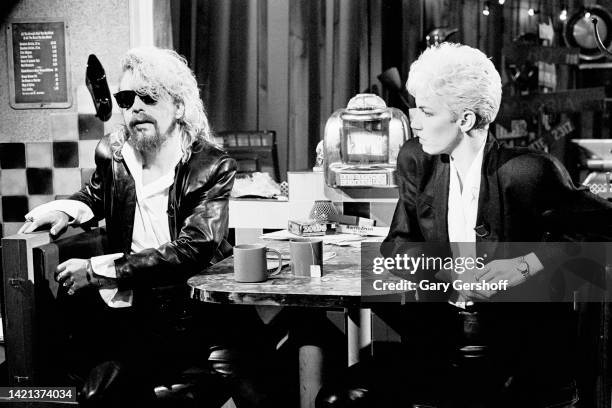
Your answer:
[0,113,107,238]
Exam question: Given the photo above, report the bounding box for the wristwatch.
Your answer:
[516,256,530,280]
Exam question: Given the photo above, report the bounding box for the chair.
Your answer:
[316,301,611,408]
[1,229,236,407]
[215,130,281,182]
[2,230,83,405]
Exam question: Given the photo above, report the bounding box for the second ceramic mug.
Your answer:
[290,238,323,277]
[234,244,283,283]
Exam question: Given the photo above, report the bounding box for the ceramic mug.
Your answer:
[234,244,283,283]
[290,238,323,277]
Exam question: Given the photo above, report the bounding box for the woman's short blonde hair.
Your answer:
[407,42,502,129]
[119,46,214,161]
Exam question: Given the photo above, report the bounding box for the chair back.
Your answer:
[215,130,280,182]
[1,229,106,386]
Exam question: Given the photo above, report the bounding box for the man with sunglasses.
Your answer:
[19,47,282,407]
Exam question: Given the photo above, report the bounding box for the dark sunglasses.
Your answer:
[113,90,158,109]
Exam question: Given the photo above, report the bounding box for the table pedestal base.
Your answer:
[299,345,324,408]
[347,308,371,366]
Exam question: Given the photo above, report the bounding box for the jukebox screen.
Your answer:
[342,120,389,164]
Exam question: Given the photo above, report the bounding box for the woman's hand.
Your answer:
[468,257,527,300]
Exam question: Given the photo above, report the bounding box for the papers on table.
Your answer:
[260,228,389,247]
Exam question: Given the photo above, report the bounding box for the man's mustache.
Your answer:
[129,115,157,128]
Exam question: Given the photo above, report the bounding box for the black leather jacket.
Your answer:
[70,131,237,292]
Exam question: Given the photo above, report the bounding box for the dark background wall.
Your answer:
[2,0,612,237]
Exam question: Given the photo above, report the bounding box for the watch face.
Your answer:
[517,262,528,272]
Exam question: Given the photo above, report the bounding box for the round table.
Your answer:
[188,241,369,408]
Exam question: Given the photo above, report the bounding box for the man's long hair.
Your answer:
[114,47,213,162]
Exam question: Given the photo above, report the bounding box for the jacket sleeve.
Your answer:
[382,141,426,258]
[68,137,110,222]
[113,156,237,290]
[380,141,450,294]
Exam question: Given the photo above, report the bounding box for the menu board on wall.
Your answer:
[6,19,72,109]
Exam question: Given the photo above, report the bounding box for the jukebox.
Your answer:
[323,94,411,188]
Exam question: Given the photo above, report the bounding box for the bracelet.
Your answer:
[85,260,103,288]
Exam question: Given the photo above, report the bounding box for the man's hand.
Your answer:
[17,210,70,236]
[56,258,93,295]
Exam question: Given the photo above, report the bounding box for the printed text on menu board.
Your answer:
[11,21,68,104]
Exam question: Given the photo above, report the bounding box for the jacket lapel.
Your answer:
[475,136,502,255]
[113,158,136,253]
[424,135,503,247]
[432,155,450,242]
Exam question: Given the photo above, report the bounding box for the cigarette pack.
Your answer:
[288,219,326,236]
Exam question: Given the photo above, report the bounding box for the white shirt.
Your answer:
[447,140,486,243]
[26,140,183,308]
[446,140,486,307]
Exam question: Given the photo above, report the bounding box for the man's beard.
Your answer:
[127,115,177,153]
